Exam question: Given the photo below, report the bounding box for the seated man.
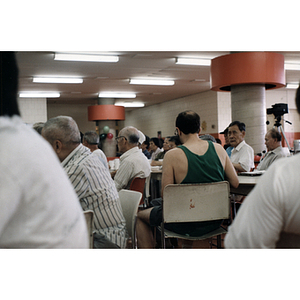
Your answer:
[256,128,287,170]
[221,127,234,156]
[225,85,300,248]
[0,52,88,248]
[228,121,254,172]
[42,116,127,249]
[113,126,151,191]
[82,130,108,168]
[149,137,163,160]
[136,110,239,248]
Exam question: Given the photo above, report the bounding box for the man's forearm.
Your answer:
[233,163,246,172]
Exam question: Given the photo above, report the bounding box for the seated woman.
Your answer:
[151,136,172,166]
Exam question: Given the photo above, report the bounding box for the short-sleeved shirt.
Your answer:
[230,140,254,172]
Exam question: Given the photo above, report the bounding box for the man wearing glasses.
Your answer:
[113,126,151,192]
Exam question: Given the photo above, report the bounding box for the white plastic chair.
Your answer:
[83,210,94,249]
[160,181,230,248]
[118,189,142,248]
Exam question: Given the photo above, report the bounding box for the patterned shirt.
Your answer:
[114,147,151,192]
[62,144,127,248]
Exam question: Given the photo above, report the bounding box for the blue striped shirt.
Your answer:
[62,144,127,248]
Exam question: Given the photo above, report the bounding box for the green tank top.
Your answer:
[164,141,226,237]
[178,141,225,183]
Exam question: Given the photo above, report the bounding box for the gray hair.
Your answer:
[200,134,216,143]
[119,126,139,144]
[83,131,99,144]
[42,116,81,146]
[32,122,44,135]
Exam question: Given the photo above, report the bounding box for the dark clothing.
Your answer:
[155,151,166,161]
[142,149,151,159]
[150,141,225,237]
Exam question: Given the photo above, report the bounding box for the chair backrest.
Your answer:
[83,210,94,249]
[118,189,142,243]
[163,181,230,224]
[129,177,146,205]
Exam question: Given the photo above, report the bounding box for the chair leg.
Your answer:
[217,235,222,248]
[161,223,166,249]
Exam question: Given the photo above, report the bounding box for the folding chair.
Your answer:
[129,177,146,206]
[119,189,142,248]
[160,181,230,249]
[83,210,94,249]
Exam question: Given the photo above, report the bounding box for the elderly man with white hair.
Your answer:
[42,116,127,249]
[113,126,151,192]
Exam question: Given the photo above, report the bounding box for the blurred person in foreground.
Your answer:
[136,110,239,248]
[0,52,88,248]
[42,116,126,248]
[225,84,300,248]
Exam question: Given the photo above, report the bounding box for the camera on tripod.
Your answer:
[267,103,288,117]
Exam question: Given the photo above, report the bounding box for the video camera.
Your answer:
[267,103,288,117]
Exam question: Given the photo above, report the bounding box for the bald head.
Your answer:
[42,116,81,161]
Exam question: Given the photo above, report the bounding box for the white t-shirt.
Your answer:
[0,116,89,248]
[225,154,300,248]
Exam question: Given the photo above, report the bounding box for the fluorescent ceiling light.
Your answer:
[19,92,60,98]
[99,92,136,98]
[115,102,145,107]
[286,83,299,89]
[176,58,211,66]
[33,77,83,84]
[130,79,174,86]
[54,53,119,63]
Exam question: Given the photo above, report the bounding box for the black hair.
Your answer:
[143,135,150,147]
[150,137,160,147]
[168,135,182,146]
[0,52,20,117]
[228,121,246,132]
[175,110,200,134]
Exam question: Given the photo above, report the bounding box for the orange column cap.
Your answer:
[211,52,285,91]
[88,105,125,121]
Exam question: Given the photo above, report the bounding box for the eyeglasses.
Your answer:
[115,136,127,142]
[174,128,178,136]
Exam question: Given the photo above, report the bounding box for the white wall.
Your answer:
[18,98,47,124]
[125,90,219,138]
[47,103,96,134]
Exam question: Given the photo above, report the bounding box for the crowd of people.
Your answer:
[1,51,300,249]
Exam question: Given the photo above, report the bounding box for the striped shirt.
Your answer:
[62,144,127,248]
[114,147,151,192]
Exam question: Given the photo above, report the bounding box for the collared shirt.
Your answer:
[256,146,287,170]
[62,144,127,248]
[91,148,109,169]
[114,146,151,192]
[230,140,254,172]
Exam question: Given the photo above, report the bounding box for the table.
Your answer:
[230,175,261,196]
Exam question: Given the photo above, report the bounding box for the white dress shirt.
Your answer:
[0,116,88,248]
[114,146,151,192]
[230,140,254,172]
[62,144,127,248]
[225,155,300,248]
